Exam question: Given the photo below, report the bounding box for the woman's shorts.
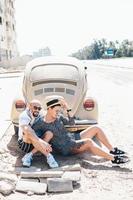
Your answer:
[18,139,34,153]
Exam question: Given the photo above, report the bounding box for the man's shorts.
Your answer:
[18,139,34,153]
[51,131,84,156]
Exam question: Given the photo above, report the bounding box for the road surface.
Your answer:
[0,72,23,139]
[1,62,133,200]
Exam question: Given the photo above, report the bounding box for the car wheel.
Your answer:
[14,125,18,135]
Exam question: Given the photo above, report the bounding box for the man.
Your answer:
[18,99,58,168]
[42,96,129,165]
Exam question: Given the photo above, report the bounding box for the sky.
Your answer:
[15,0,133,56]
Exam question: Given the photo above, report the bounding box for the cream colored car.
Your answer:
[11,56,98,134]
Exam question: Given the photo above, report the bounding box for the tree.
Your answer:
[71,39,133,60]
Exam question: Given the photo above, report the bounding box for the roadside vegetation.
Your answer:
[71,39,133,60]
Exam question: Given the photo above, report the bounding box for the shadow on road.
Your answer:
[82,160,132,172]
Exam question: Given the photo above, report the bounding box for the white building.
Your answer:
[33,47,52,58]
[0,0,18,61]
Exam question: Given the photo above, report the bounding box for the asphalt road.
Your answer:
[86,63,133,126]
[1,62,133,199]
[86,63,133,85]
[0,72,23,139]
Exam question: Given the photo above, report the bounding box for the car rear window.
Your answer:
[30,64,79,82]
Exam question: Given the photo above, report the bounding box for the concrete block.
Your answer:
[38,178,47,184]
[15,180,47,194]
[13,167,41,175]
[0,179,15,195]
[49,163,81,172]
[20,170,63,178]
[62,171,81,182]
[47,178,73,192]
[0,172,18,182]
[20,178,39,182]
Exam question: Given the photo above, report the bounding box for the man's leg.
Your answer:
[29,131,54,155]
[80,126,113,151]
[22,129,52,156]
[21,130,58,168]
[21,130,51,167]
[71,126,129,164]
[72,138,114,161]
[72,139,129,165]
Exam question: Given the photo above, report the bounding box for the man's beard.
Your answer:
[33,111,39,117]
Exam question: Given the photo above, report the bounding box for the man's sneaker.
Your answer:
[47,154,59,168]
[110,147,126,155]
[22,152,33,167]
[111,155,129,165]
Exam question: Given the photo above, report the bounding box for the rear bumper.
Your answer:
[12,119,98,131]
[74,119,97,125]
[64,119,97,132]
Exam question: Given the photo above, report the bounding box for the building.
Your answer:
[0,0,18,61]
[33,47,51,58]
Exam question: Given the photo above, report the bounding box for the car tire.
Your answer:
[14,125,18,135]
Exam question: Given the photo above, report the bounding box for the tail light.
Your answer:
[15,100,26,110]
[83,98,95,111]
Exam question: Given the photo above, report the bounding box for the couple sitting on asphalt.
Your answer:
[18,96,129,168]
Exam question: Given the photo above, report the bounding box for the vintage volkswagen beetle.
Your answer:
[11,56,98,134]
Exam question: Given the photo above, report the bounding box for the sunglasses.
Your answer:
[33,106,42,111]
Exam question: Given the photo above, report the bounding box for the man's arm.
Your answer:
[19,112,52,153]
[21,124,39,139]
[21,124,52,153]
[59,99,75,125]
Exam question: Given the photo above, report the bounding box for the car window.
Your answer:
[30,64,80,82]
